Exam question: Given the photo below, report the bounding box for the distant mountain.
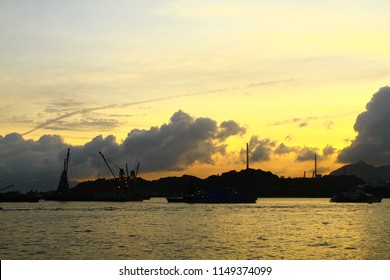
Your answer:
[330,161,390,183]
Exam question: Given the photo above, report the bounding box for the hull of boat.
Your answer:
[45,192,144,202]
[166,197,185,202]
[330,192,382,203]
[0,194,40,203]
[167,191,257,204]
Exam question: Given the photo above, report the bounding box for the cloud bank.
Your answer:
[338,86,390,165]
[1,110,246,191]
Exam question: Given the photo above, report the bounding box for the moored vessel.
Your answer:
[330,190,382,203]
[183,189,257,204]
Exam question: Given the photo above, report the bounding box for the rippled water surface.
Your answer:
[1,198,389,259]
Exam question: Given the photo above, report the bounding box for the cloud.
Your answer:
[247,79,296,88]
[298,122,308,128]
[325,120,333,130]
[267,117,305,127]
[0,133,68,191]
[274,143,298,155]
[20,79,293,136]
[243,136,276,162]
[267,113,355,129]
[1,110,246,191]
[21,89,227,136]
[45,117,125,132]
[296,147,319,162]
[218,120,246,140]
[122,110,247,171]
[268,116,315,128]
[322,144,336,157]
[338,86,390,165]
[251,140,333,164]
[21,107,102,135]
[274,142,322,162]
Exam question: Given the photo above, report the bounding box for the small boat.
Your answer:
[184,190,257,204]
[181,189,257,204]
[330,191,382,203]
[0,184,40,203]
[166,196,186,203]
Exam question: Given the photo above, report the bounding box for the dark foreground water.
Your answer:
[0,198,389,259]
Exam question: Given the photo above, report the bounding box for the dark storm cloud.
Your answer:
[122,110,240,171]
[338,86,390,165]
[1,110,246,191]
[0,133,68,191]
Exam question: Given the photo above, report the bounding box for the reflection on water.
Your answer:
[0,198,389,259]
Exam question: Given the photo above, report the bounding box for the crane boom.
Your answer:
[0,184,14,192]
[98,151,117,180]
[65,147,70,172]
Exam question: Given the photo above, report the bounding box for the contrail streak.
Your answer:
[22,79,294,135]
[22,88,231,135]
[22,106,112,136]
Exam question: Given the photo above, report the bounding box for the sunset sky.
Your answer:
[1,0,390,190]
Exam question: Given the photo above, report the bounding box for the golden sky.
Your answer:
[1,0,389,189]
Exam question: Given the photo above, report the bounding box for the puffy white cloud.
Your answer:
[338,86,390,165]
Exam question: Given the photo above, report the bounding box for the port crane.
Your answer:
[98,151,140,191]
[98,151,118,180]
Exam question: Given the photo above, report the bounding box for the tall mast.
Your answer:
[246,143,249,170]
[65,147,70,172]
[314,153,317,178]
[135,162,140,177]
[57,148,70,193]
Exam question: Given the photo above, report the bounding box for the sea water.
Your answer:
[0,198,389,260]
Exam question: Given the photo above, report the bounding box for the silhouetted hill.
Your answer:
[330,161,390,183]
[45,167,390,198]
[134,169,371,198]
